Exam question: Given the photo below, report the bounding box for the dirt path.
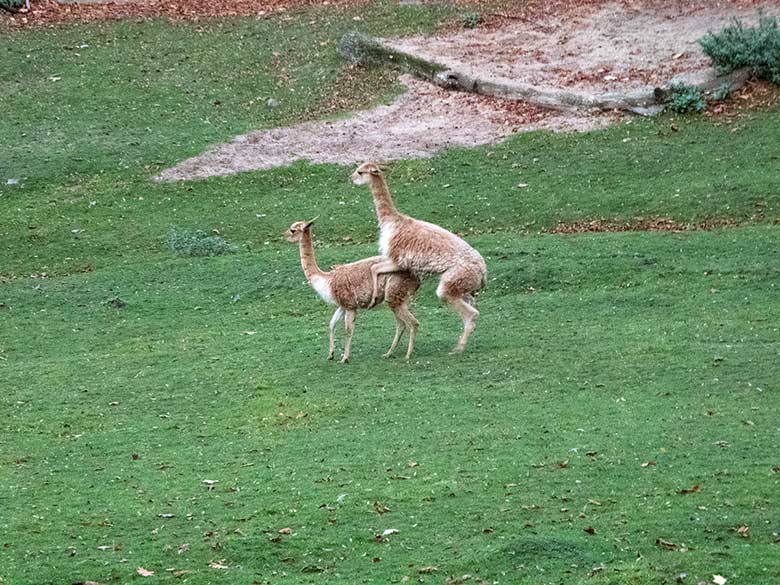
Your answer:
[157,75,614,181]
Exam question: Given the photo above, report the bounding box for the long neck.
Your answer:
[298,230,326,281]
[369,174,400,224]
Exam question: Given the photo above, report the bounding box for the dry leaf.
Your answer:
[655,538,677,550]
[641,460,656,467]
[374,501,391,514]
[381,528,399,537]
[177,543,190,555]
[208,560,228,569]
[713,575,727,585]
[679,485,700,494]
[137,567,154,577]
[584,526,595,535]
[737,525,749,538]
[278,527,292,535]
[418,566,438,574]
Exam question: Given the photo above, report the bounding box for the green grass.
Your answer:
[2,5,780,585]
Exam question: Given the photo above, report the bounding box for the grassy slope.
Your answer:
[1,5,780,585]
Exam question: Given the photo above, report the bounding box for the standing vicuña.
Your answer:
[351,163,487,353]
[285,218,421,363]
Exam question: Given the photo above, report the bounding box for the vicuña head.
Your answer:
[284,217,318,243]
[351,162,382,186]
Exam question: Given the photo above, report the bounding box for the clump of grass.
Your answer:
[667,83,706,113]
[460,12,481,29]
[167,226,238,257]
[700,14,780,83]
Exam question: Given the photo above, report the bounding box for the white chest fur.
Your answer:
[378,223,395,256]
[310,275,334,304]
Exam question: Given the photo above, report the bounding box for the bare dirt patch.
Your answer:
[388,1,780,98]
[158,75,614,181]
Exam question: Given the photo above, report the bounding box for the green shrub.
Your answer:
[339,31,373,65]
[711,81,733,101]
[700,15,780,83]
[167,226,238,257]
[667,83,706,113]
[0,0,25,11]
[460,12,481,29]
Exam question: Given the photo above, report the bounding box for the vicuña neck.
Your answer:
[298,230,325,281]
[369,174,400,224]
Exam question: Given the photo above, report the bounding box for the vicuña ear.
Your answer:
[369,166,381,176]
[305,216,319,227]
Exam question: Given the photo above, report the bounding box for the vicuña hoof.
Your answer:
[449,347,465,355]
[328,353,335,360]
[382,351,393,358]
[340,356,350,364]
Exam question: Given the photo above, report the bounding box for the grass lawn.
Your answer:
[2,4,780,585]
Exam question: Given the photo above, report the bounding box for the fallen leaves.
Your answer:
[136,567,154,577]
[418,566,438,574]
[208,560,229,569]
[736,525,749,538]
[374,501,391,515]
[655,538,677,551]
[641,460,656,468]
[546,217,740,235]
[713,575,727,585]
[177,543,190,555]
[679,484,700,495]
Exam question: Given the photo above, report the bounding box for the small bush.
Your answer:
[711,82,733,101]
[0,0,25,10]
[667,83,706,113]
[339,31,373,65]
[700,15,780,83]
[167,226,238,257]
[461,12,481,29]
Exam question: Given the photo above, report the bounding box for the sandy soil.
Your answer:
[389,1,780,95]
[157,75,614,181]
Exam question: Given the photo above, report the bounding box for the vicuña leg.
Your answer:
[384,313,406,358]
[396,303,419,361]
[341,309,357,363]
[444,296,479,354]
[328,307,345,360]
[368,259,401,308]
